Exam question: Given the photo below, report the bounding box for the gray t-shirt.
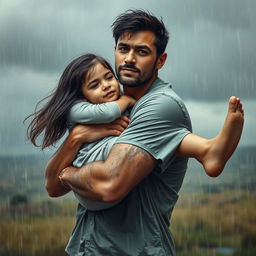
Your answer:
[66,78,192,256]
[67,100,123,210]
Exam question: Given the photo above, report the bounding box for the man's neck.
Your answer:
[123,73,158,100]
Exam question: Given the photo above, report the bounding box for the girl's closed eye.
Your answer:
[106,73,114,80]
[89,82,99,89]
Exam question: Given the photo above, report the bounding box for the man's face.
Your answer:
[114,30,159,88]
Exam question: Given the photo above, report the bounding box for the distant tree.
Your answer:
[10,194,28,206]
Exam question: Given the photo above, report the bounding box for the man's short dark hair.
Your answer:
[111,9,169,56]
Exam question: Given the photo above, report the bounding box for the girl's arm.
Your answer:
[45,116,130,197]
[114,95,136,113]
[69,96,135,125]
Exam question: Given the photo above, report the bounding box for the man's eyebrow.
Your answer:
[136,45,151,52]
[118,42,151,52]
[117,42,129,47]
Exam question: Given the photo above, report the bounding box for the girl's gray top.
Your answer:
[67,100,123,210]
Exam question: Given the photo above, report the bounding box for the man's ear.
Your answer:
[156,53,167,70]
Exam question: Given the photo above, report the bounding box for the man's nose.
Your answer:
[124,50,136,64]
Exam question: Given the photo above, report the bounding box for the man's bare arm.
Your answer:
[59,143,157,202]
[45,128,83,197]
[45,116,130,197]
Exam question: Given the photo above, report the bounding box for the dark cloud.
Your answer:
[0,0,116,72]
[163,24,256,100]
[1,0,255,73]
[0,0,255,154]
[1,0,255,100]
[167,0,255,29]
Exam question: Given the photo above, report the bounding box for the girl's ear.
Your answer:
[156,53,167,70]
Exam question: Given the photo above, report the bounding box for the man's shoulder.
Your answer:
[129,79,191,127]
[140,78,181,102]
[135,81,186,115]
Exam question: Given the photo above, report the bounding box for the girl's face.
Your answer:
[82,63,120,104]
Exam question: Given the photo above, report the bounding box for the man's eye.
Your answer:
[119,47,128,53]
[138,49,148,56]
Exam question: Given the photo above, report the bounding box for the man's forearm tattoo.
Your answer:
[83,180,94,192]
[126,145,150,163]
[86,162,95,178]
[74,162,95,194]
[80,145,151,188]
[108,145,151,178]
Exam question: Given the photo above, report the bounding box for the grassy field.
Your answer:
[172,190,256,255]
[1,151,255,255]
[0,190,255,256]
[0,200,76,256]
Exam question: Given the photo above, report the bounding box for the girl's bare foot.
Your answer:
[203,96,244,177]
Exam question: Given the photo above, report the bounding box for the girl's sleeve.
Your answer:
[68,101,121,124]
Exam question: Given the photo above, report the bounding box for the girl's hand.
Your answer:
[123,95,137,107]
[70,115,130,144]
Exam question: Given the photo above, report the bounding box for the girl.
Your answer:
[27,53,135,149]
[26,54,135,210]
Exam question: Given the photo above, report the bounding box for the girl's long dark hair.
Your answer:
[25,53,115,149]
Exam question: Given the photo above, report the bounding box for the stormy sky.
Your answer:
[0,0,255,155]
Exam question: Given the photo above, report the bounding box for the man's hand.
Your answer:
[45,116,130,197]
[72,115,130,144]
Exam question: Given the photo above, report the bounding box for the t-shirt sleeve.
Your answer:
[114,93,192,170]
[68,101,121,124]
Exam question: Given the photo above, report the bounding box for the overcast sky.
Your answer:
[0,0,255,155]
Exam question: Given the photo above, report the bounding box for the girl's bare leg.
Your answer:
[177,96,244,177]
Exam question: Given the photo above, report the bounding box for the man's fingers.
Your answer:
[71,115,130,143]
[112,116,130,129]
[120,115,130,123]
[108,129,122,136]
[105,124,125,132]
[101,128,122,137]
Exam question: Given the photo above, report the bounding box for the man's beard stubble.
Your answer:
[116,62,157,88]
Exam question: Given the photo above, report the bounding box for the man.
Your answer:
[45,9,243,255]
